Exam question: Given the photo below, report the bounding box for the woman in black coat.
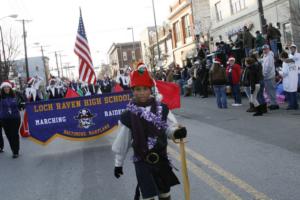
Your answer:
[0,81,25,158]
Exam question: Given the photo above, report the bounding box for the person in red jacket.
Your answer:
[226,57,242,106]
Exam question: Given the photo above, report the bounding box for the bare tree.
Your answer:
[0,27,21,82]
[143,45,156,71]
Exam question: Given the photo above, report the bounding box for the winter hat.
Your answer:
[213,57,222,64]
[262,44,270,49]
[27,77,35,85]
[130,62,154,88]
[290,44,297,48]
[228,57,235,62]
[1,80,13,89]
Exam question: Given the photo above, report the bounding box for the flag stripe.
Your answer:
[75,40,92,62]
[74,10,96,85]
[76,34,90,51]
[85,69,91,83]
[80,63,87,81]
[74,47,93,69]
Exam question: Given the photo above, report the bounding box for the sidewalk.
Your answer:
[173,95,300,154]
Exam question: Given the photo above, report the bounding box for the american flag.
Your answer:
[74,9,96,84]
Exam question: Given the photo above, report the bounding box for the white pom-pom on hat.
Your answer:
[1,81,13,89]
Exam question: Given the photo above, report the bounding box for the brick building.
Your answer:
[107,41,142,76]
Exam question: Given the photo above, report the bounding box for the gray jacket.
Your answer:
[262,51,276,80]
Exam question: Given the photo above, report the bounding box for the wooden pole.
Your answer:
[179,139,190,200]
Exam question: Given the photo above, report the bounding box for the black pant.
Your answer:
[0,125,3,149]
[1,118,21,154]
[201,82,208,97]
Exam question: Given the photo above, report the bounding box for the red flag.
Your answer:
[19,111,30,137]
[65,88,80,98]
[114,83,123,93]
[156,80,181,110]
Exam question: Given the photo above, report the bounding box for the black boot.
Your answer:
[261,104,268,113]
[253,105,263,116]
[246,103,255,112]
[159,196,171,200]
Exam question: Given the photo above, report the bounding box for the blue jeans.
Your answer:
[270,39,278,57]
[285,92,299,109]
[264,78,278,106]
[244,86,251,100]
[245,47,251,57]
[213,85,227,108]
[176,79,184,95]
[231,84,242,104]
[257,80,266,105]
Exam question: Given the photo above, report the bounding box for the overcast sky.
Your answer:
[0,0,174,78]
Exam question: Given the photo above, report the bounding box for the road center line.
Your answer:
[168,147,242,200]
[179,145,271,200]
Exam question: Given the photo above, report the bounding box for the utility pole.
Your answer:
[17,19,32,79]
[59,53,64,77]
[257,0,267,33]
[34,43,50,85]
[119,44,124,70]
[127,27,135,61]
[55,51,60,77]
[40,45,49,85]
[0,49,2,82]
[152,0,161,66]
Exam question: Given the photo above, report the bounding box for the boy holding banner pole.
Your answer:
[112,63,188,200]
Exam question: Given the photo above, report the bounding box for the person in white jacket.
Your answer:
[262,44,279,110]
[280,51,299,110]
[112,63,187,200]
[289,44,300,88]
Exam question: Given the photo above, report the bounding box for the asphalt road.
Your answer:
[1,96,300,200]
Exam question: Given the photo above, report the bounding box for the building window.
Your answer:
[183,15,192,38]
[283,22,293,45]
[215,2,223,21]
[123,51,127,61]
[174,21,182,44]
[230,0,246,14]
[132,50,136,60]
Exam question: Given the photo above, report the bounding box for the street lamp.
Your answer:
[0,14,18,78]
[151,0,161,65]
[127,27,135,61]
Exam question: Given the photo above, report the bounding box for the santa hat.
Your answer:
[27,77,35,84]
[213,57,222,64]
[228,56,235,62]
[130,62,154,88]
[1,80,13,89]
